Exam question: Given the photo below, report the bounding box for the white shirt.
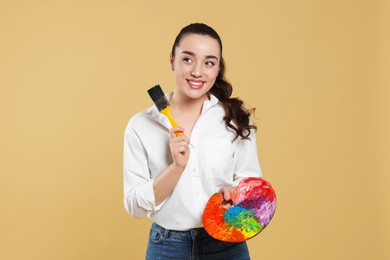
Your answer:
[123,94,262,230]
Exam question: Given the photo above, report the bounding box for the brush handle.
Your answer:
[160,106,183,136]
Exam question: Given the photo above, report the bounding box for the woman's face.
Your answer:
[171,33,221,101]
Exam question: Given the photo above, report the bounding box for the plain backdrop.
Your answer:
[1,0,389,259]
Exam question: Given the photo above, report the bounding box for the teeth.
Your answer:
[189,81,203,86]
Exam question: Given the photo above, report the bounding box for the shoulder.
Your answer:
[125,105,157,133]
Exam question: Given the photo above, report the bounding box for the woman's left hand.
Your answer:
[219,186,234,209]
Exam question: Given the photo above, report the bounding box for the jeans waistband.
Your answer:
[152,222,209,240]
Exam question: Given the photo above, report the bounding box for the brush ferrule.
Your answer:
[154,97,169,111]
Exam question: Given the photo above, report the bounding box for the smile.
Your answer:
[187,80,205,89]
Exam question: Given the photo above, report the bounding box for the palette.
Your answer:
[202,177,276,242]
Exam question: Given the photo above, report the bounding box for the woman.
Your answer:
[124,23,262,259]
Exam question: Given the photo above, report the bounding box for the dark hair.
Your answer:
[171,23,257,140]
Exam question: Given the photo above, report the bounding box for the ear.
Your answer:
[169,53,174,71]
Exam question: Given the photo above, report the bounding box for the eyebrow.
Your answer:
[181,51,219,60]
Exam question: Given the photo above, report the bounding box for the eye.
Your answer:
[205,61,215,67]
[183,57,193,63]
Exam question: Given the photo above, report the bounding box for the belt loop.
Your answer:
[163,226,169,238]
[191,228,198,237]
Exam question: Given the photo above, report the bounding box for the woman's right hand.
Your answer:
[169,127,190,170]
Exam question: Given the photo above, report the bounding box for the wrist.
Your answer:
[171,163,185,173]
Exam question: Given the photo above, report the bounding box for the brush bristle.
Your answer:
[147,84,170,112]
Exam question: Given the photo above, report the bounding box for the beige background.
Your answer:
[1,0,389,259]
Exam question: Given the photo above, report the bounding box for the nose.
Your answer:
[190,62,202,77]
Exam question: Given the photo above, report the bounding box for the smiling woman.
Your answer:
[123,23,262,259]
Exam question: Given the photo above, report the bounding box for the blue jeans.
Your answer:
[146,223,250,260]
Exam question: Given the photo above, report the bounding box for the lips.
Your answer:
[187,79,205,89]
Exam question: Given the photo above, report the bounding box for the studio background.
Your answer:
[1,0,389,259]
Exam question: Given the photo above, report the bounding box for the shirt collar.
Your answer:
[146,92,220,128]
[201,93,219,114]
[146,93,172,129]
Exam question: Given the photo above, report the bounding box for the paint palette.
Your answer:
[202,177,276,242]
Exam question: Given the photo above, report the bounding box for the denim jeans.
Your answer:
[146,223,250,260]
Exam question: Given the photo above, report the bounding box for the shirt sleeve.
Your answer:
[123,125,162,218]
[232,129,263,187]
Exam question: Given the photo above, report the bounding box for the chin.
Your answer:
[186,90,209,100]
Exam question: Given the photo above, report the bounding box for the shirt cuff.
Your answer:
[136,178,167,212]
[232,171,263,187]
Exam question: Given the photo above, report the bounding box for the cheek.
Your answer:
[208,68,220,80]
[174,63,191,75]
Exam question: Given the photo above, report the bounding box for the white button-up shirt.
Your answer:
[123,94,262,230]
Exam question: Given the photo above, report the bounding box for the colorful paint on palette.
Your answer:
[202,177,276,242]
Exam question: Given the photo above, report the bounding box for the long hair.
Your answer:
[171,23,257,140]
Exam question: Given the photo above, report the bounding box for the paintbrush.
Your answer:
[147,84,183,136]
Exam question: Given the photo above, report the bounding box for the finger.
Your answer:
[170,136,190,148]
[223,191,231,201]
[220,187,231,201]
[169,138,189,148]
[221,199,233,209]
[174,145,189,155]
[172,142,190,155]
[220,187,233,209]
[169,127,184,138]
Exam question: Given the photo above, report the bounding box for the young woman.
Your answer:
[124,23,262,259]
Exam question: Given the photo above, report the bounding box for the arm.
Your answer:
[123,126,154,218]
[232,129,262,185]
[219,129,262,202]
[153,127,190,205]
[123,126,189,217]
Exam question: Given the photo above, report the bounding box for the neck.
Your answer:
[170,91,209,115]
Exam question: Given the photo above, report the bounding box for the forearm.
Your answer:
[153,163,184,206]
